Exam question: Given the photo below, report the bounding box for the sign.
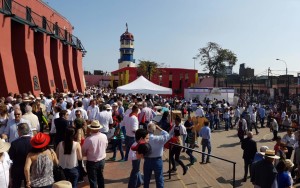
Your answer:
[33,76,40,90]
[63,79,68,89]
[50,80,54,87]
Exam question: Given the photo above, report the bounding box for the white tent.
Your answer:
[117,76,172,95]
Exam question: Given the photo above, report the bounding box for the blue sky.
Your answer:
[45,0,300,76]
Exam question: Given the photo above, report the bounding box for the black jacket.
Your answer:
[8,136,32,172]
[54,117,69,144]
[241,137,257,160]
[251,159,277,188]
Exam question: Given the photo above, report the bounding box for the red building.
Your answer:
[0,0,86,96]
[111,67,198,97]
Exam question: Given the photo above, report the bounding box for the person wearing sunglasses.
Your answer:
[1,109,32,143]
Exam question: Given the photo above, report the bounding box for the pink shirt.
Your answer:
[82,132,108,162]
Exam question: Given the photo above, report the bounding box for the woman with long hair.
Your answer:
[56,127,82,188]
[24,133,58,188]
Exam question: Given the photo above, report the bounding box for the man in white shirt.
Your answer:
[66,93,74,105]
[139,102,154,129]
[22,105,40,134]
[69,100,88,121]
[121,105,139,161]
[195,105,205,117]
[87,99,99,122]
[82,94,91,111]
[96,104,113,134]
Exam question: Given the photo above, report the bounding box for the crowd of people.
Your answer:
[1,87,300,187]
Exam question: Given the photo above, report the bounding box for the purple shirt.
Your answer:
[82,132,108,162]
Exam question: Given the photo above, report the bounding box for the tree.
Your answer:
[197,42,237,87]
[137,60,163,80]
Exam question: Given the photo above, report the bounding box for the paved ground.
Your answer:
[78,122,300,188]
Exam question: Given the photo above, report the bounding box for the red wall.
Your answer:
[11,21,41,95]
[14,0,73,34]
[0,14,19,95]
[34,32,56,94]
[0,0,85,97]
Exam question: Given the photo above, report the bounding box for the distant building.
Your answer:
[239,63,254,78]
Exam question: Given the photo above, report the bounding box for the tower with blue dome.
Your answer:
[118,23,135,69]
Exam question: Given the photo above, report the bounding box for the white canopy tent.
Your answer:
[117,76,172,95]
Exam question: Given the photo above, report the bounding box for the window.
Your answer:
[53,22,59,35]
[26,7,32,22]
[125,40,130,45]
[4,0,12,12]
[169,81,172,88]
[42,17,47,29]
[169,73,172,80]
[64,30,68,40]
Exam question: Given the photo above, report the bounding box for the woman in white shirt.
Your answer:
[56,127,82,188]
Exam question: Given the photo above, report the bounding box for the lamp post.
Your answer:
[276,58,288,100]
[147,64,152,80]
[193,57,197,70]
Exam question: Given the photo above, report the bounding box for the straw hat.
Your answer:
[112,102,118,107]
[28,95,35,99]
[128,103,135,109]
[264,150,280,159]
[23,97,32,102]
[30,133,51,149]
[105,104,112,110]
[0,140,10,153]
[88,120,103,130]
[285,159,294,169]
[52,180,72,188]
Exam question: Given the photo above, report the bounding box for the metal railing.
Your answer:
[168,143,236,188]
[0,0,86,56]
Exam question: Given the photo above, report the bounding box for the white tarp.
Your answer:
[117,76,172,95]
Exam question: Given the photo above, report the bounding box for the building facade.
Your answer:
[0,0,85,96]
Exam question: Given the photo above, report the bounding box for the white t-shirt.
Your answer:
[128,142,138,161]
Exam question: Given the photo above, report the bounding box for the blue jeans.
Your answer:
[128,159,143,188]
[143,157,163,188]
[112,139,124,159]
[214,119,220,129]
[186,148,196,163]
[63,167,79,188]
[125,136,135,161]
[201,139,211,162]
[86,160,105,188]
[224,118,229,130]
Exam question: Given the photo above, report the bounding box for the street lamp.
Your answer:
[193,57,197,70]
[276,58,288,99]
[147,64,152,80]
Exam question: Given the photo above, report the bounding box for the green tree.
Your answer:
[197,42,237,87]
[137,60,163,80]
